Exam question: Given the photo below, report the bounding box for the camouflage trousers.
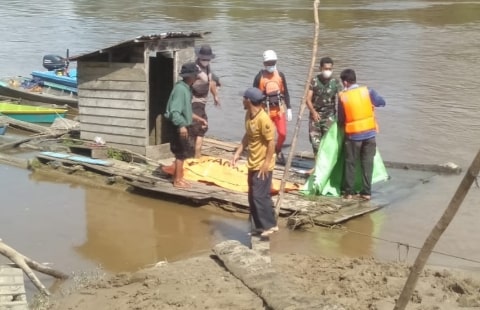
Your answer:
[308,118,333,155]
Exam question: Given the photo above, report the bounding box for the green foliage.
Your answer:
[107,148,130,161]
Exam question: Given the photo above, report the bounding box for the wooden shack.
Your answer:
[70,33,203,158]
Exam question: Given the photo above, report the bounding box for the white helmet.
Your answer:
[263,50,277,62]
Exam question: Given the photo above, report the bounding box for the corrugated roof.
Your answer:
[70,32,205,61]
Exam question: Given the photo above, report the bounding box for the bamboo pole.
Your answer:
[394,149,480,309]
[275,0,320,215]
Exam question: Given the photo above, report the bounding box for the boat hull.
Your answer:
[0,101,67,123]
[0,77,78,108]
[1,113,65,123]
[31,70,77,90]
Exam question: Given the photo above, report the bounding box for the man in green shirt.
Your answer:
[163,62,206,188]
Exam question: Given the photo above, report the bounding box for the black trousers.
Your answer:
[248,170,276,230]
[343,137,376,196]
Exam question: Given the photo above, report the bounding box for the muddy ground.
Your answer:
[34,240,480,310]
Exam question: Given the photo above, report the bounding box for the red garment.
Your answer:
[268,106,286,153]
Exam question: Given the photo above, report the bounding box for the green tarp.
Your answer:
[301,121,389,197]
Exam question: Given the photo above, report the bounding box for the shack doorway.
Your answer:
[148,52,174,147]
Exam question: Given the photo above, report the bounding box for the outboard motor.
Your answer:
[42,54,67,71]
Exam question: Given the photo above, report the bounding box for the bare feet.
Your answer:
[173,179,191,188]
[161,164,175,175]
[360,194,371,201]
[260,226,279,237]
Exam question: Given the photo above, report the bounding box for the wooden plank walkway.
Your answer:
[0,265,28,310]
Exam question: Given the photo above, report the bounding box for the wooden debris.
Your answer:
[0,239,69,296]
[213,240,335,310]
[0,132,66,152]
[293,151,462,175]
[0,153,30,169]
[0,265,27,310]
[0,115,53,134]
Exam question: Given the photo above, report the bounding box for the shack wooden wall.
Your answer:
[77,61,148,155]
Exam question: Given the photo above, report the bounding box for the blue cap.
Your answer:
[243,87,264,105]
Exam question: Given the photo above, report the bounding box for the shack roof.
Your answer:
[70,32,204,61]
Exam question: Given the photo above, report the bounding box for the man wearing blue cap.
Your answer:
[232,87,278,237]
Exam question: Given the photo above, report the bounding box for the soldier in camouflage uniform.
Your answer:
[306,57,342,155]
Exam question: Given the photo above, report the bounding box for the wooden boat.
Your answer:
[0,101,67,123]
[0,76,78,108]
[0,123,7,135]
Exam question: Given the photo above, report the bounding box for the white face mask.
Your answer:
[265,65,276,73]
[199,60,210,68]
[321,70,333,79]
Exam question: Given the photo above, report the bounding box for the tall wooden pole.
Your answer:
[394,149,480,309]
[275,0,320,215]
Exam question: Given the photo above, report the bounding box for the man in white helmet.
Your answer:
[253,50,291,165]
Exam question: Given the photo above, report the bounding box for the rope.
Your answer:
[325,225,480,264]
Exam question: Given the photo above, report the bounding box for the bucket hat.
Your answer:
[195,44,216,60]
[179,62,200,78]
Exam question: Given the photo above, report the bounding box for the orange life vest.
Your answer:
[339,86,376,134]
[258,71,284,106]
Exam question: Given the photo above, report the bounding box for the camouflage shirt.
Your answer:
[309,75,341,118]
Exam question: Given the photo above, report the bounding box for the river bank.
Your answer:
[35,240,480,310]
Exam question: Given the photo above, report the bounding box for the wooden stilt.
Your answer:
[275,0,321,216]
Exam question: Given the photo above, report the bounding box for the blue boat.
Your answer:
[30,69,77,91]
[30,54,78,93]
[0,53,78,107]
[0,76,78,108]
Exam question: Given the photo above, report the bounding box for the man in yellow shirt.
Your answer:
[232,87,278,237]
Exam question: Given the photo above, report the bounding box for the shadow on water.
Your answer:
[24,169,251,273]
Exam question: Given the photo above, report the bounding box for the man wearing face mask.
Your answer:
[190,44,221,158]
[306,57,342,156]
[253,50,291,165]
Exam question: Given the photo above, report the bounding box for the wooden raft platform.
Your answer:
[27,136,460,227]
[32,137,389,226]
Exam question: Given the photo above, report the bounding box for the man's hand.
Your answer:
[179,126,188,138]
[311,111,321,122]
[287,109,293,121]
[231,152,240,167]
[257,163,269,180]
[214,96,221,108]
[200,118,208,129]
